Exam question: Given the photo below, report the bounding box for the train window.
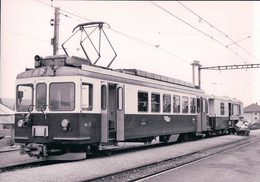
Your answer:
[49,83,75,111]
[182,96,189,113]
[117,87,123,111]
[81,83,93,111]
[197,98,201,113]
[163,94,171,113]
[36,83,47,111]
[205,100,208,113]
[151,93,160,112]
[16,84,33,112]
[101,85,107,110]
[220,102,225,115]
[138,91,148,112]
[190,98,196,113]
[173,95,180,113]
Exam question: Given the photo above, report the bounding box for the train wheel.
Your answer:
[104,150,112,156]
[159,135,170,143]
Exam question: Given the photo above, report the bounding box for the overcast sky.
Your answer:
[1,0,260,106]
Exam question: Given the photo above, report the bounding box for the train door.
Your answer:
[196,97,207,132]
[101,82,124,143]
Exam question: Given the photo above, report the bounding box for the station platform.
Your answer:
[1,132,256,182]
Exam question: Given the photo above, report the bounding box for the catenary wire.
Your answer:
[34,0,190,64]
[150,1,247,63]
[177,1,257,61]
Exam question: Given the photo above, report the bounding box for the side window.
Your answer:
[138,91,148,112]
[220,102,225,115]
[163,94,171,113]
[182,96,189,113]
[36,83,47,111]
[82,83,93,111]
[117,87,123,111]
[190,97,196,113]
[151,93,160,112]
[101,85,107,110]
[173,95,180,113]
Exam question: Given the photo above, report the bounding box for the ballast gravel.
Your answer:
[0,134,251,182]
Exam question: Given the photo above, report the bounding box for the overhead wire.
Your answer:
[150,1,247,63]
[1,29,50,44]
[34,0,190,64]
[177,1,257,61]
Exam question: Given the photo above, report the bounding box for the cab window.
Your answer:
[16,84,33,112]
[49,82,75,111]
[36,83,47,111]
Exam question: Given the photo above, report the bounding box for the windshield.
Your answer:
[49,82,75,111]
[16,84,33,112]
[36,83,47,111]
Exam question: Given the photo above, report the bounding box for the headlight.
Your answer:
[61,119,70,131]
[17,119,24,128]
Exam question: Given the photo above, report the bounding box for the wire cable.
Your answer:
[34,0,190,64]
[177,1,257,61]
[150,1,247,63]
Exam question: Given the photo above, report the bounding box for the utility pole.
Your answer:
[191,60,201,86]
[51,7,60,55]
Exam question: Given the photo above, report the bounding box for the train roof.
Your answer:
[115,69,195,88]
[208,94,243,104]
[17,55,202,93]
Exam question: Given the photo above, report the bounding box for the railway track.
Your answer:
[0,140,169,173]
[0,134,253,177]
[87,136,259,182]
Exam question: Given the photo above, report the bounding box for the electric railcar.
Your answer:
[14,22,243,159]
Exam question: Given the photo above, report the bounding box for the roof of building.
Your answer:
[0,99,15,124]
[244,103,260,113]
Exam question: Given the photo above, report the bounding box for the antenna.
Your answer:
[62,22,117,68]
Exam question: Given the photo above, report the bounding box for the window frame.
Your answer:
[190,97,197,114]
[101,85,107,110]
[81,83,93,111]
[151,92,161,113]
[220,102,225,115]
[163,94,171,113]
[49,82,76,111]
[16,84,34,112]
[138,91,149,112]
[117,87,123,111]
[35,83,47,111]
[173,95,181,113]
[182,96,189,114]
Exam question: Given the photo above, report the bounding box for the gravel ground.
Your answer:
[0,150,42,168]
[0,133,255,182]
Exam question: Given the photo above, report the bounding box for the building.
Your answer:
[0,99,15,136]
[243,103,260,125]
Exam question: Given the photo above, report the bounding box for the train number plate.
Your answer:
[32,126,48,137]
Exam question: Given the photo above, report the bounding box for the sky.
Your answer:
[1,0,260,106]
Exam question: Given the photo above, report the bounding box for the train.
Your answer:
[14,22,244,160]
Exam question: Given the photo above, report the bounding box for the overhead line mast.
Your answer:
[191,61,260,89]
